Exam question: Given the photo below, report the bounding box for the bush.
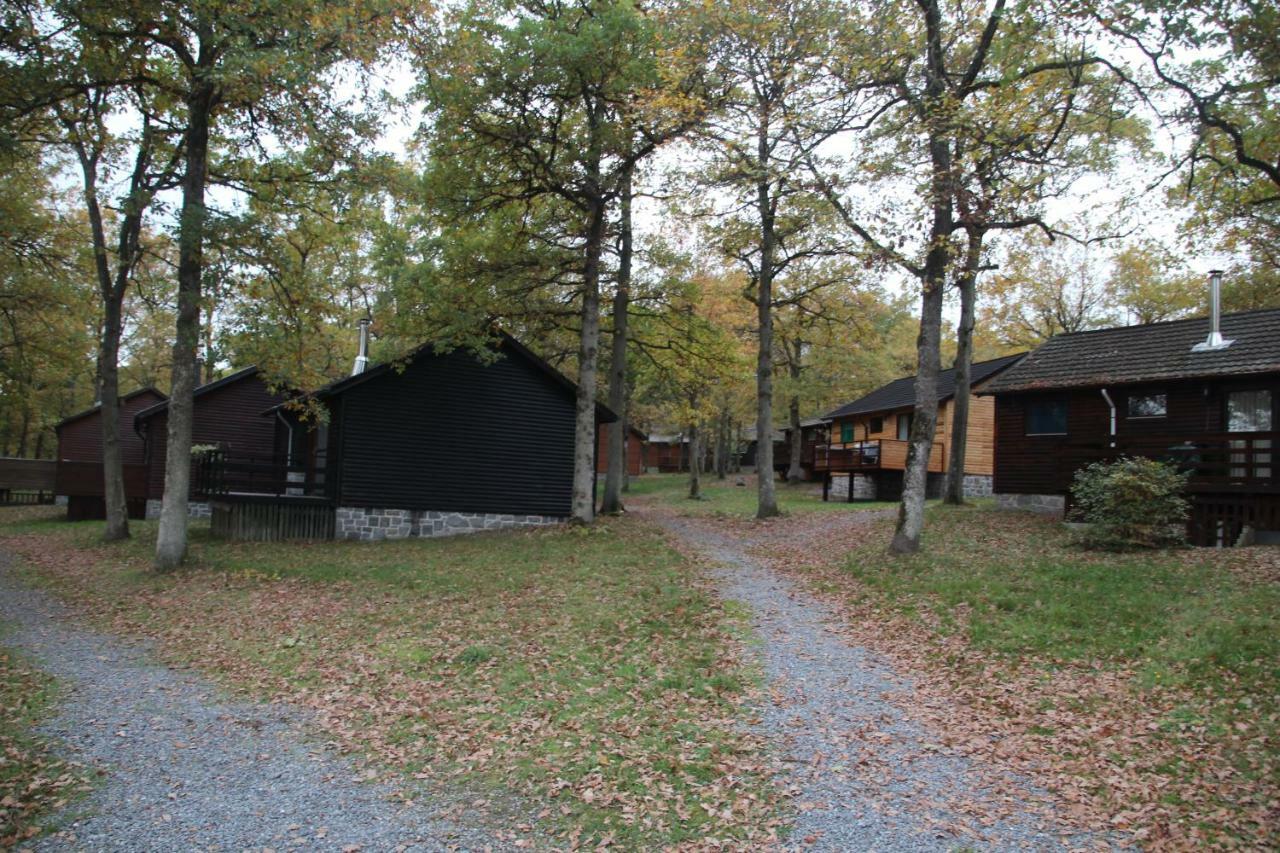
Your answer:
[1070,456,1190,550]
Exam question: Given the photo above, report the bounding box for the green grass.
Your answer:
[0,505,775,847]
[846,504,1280,687]
[626,472,899,517]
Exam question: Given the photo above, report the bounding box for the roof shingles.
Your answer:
[825,353,1025,419]
[984,308,1280,394]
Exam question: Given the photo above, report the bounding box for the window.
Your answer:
[1228,390,1273,480]
[840,422,854,443]
[1127,393,1167,418]
[869,417,883,434]
[1026,400,1067,435]
[896,413,913,440]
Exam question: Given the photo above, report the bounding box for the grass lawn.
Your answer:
[625,471,899,518]
[790,503,1279,847]
[0,507,777,848]
[0,639,92,846]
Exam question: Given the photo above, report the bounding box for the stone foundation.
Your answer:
[827,473,878,501]
[335,506,566,541]
[144,499,211,520]
[962,474,994,498]
[996,493,1065,517]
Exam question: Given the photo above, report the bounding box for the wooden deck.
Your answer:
[812,440,945,474]
[0,458,56,505]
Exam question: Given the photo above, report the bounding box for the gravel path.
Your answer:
[655,513,1106,852]
[0,548,501,852]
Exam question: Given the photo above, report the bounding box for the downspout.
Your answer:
[275,409,294,466]
[1100,388,1116,449]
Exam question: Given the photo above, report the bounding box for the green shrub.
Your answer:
[1070,456,1190,550]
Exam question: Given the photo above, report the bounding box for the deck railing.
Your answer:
[1055,432,1277,493]
[813,442,883,471]
[194,450,331,501]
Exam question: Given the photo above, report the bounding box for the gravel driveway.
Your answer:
[655,513,1108,851]
[0,548,502,852]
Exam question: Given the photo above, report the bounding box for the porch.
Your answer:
[1053,432,1278,547]
[812,440,946,474]
[194,450,335,541]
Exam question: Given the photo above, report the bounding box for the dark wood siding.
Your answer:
[333,347,577,517]
[993,375,1279,495]
[56,390,165,466]
[141,374,286,499]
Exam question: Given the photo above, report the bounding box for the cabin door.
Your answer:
[1226,390,1272,481]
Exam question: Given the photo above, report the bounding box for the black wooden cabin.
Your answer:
[984,308,1280,545]
[198,333,616,540]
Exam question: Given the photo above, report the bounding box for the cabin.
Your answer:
[134,368,289,519]
[54,387,167,520]
[198,333,617,541]
[596,424,647,477]
[647,434,688,473]
[815,354,1025,501]
[983,306,1280,546]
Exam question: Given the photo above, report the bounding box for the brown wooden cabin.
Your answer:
[647,434,687,473]
[195,333,617,541]
[774,418,830,480]
[134,368,289,512]
[596,424,647,476]
[983,307,1280,546]
[54,387,166,520]
[815,354,1025,501]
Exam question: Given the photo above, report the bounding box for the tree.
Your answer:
[809,0,1123,547]
[39,0,411,568]
[695,0,850,518]
[1083,1,1279,310]
[419,0,707,524]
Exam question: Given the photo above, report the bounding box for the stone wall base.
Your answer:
[335,506,566,541]
[962,474,994,498]
[996,493,1065,517]
[145,499,211,520]
[827,473,878,500]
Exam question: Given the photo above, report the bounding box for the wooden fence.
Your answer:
[210,499,335,541]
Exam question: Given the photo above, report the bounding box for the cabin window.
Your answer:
[840,422,854,443]
[896,413,913,440]
[1026,400,1067,435]
[869,417,884,434]
[1127,393,1167,418]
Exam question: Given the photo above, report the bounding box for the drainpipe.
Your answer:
[1100,388,1116,449]
[275,409,294,466]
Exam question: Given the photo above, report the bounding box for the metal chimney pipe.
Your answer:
[1192,270,1233,352]
[351,317,370,376]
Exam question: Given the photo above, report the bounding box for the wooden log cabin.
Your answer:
[983,304,1280,546]
[198,332,617,541]
[815,354,1025,501]
[133,368,289,518]
[646,434,687,473]
[595,424,647,477]
[775,417,830,480]
[54,387,166,520]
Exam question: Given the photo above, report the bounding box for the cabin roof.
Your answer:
[55,387,166,431]
[269,332,618,423]
[133,366,263,422]
[825,353,1026,419]
[983,308,1280,394]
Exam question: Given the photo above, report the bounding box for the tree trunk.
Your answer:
[600,169,632,515]
[687,421,701,499]
[571,196,607,524]
[891,0,952,554]
[755,123,780,518]
[98,296,128,539]
[943,227,983,505]
[155,83,214,571]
